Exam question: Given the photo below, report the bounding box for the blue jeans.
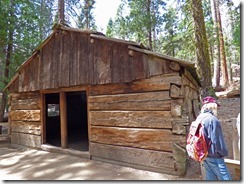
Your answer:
[203,157,232,180]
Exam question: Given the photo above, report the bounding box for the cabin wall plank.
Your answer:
[9,110,40,121]
[11,132,41,148]
[90,126,186,152]
[11,98,40,110]
[9,91,41,147]
[134,73,182,86]
[90,142,178,173]
[11,121,41,135]
[90,111,172,128]
[59,33,70,87]
[78,33,89,85]
[51,33,60,89]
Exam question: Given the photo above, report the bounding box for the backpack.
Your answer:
[186,115,210,162]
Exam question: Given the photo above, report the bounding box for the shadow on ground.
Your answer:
[0,143,202,180]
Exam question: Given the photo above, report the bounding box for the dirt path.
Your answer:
[0,143,201,180]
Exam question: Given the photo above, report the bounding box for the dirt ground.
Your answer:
[0,143,201,181]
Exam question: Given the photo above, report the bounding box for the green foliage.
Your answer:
[78,0,96,30]
[0,0,54,93]
[0,0,240,94]
[106,0,166,50]
[69,0,97,30]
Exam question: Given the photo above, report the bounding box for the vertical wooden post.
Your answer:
[41,93,46,144]
[60,91,68,148]
[232,118,240,160]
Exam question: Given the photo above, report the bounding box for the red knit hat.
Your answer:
[202,96,220,106]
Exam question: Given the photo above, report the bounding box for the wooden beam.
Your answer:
[169,61,181,71]
[60,92,68,148]
[41,93,46,144]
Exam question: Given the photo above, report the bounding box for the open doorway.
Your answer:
[45,93,61,147]
[44,91,88,151]
[66,91,88,151]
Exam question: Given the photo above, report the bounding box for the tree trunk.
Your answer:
[191,0,215,98]
[147,0,153,50]
[215,0,229,87]
[58,0,65,24]
[210,0,220,88]
[0,33,13,122]
[85,0,89,29]
[0,0,14,131]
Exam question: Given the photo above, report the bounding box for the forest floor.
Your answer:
[0,143,200,181]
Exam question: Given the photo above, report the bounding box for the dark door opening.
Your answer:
[66,91,88,151]
[45,93,61,147]
[44,91,88,151]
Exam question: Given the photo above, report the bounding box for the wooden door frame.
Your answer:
[40,86,89,149]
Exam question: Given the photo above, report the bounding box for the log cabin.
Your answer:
[4,24,201,176]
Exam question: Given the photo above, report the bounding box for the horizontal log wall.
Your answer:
[9,92,41,148]
[89,73,189,176]
[90,142,178,175]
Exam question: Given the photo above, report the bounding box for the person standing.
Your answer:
[198,96,232,180]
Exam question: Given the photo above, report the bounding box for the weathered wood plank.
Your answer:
[9,77,19,92]
[59,33,70,87]
[9,91,40,100]
[134,73,182,86]
[69,32,77,86]
[88,36,95,84]
[89,91,170,103]
[89,82,171,96]
[225,159,240,180]
[11,132,41,148]
[111,42,125,83]
[90,126,186,152]
[181,73,198,91]
[89,91,171,111]
[131,51,148,80]
[22,62,30,92]
[90,142,176,171]
[28,55,40,91]
[171,99,184,117]
[11,98,40,110]
[92,39,112,84]
[148,55,175,76]
[184,68,199,88]
[172,123,186,135]
[170,84,180,98]
[18,69,24,92]
[172,143,187,176]
[51,32,60,89]
[42,37,53,89]
[11,121,41,135]
[124,49,135,83]
[90,111,172,128]
[9,110,41,121]
[78,33,89,85]
[148,55,165,76]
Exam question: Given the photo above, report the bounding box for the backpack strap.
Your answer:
[197,114,211,147]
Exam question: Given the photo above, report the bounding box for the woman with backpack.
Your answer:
[199,96,232,180]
